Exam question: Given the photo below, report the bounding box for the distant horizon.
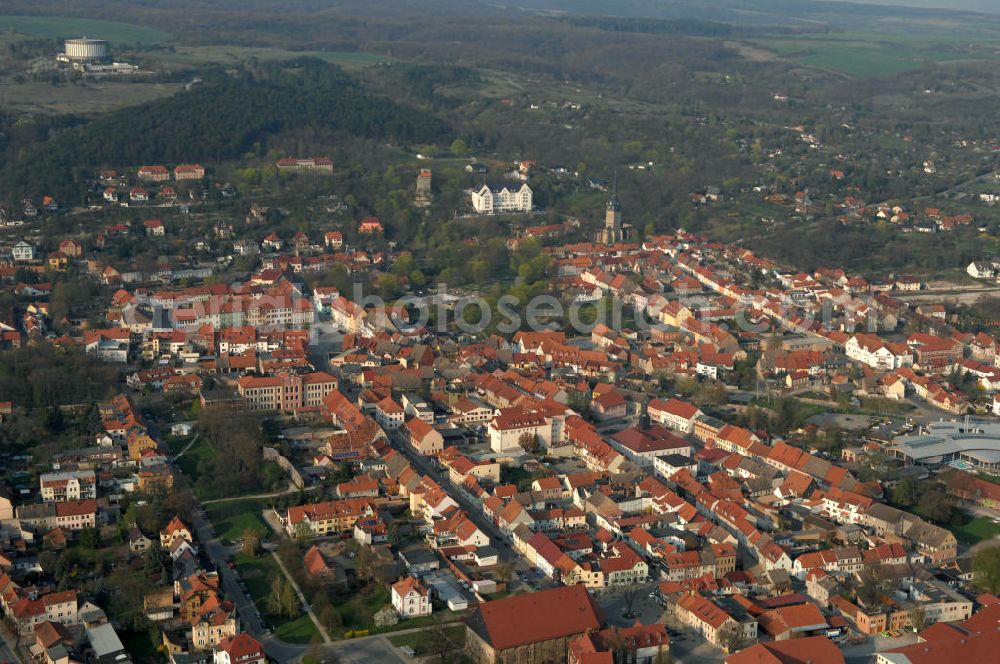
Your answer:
[817,0,1000,15]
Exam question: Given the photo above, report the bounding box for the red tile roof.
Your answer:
[725,635,844,664]
[469,585,601,650]
[392,576,428,598]
[881,627,1000,664]
[676,593,731,630]
[215,633,263,660]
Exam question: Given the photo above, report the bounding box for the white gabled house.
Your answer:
[845,333,913,370]
[391,576,431,619]
[647,397,702,433]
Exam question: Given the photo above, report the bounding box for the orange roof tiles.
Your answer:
[469,585,601,651]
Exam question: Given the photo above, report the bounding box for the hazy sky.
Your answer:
[822,0,1000,14]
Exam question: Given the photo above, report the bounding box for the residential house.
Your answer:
[391,576,431,618]
[213,634,265,664]
[405,417,444,456]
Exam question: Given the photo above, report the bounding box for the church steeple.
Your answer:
[603,177,622,244]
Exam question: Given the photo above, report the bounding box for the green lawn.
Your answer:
[951,516,1000,545]
[273,614,321,644]
[895,501,1000,545]
[174,436,214,483]
[204,499,270,543]
[233,552,277,604]
[561,189,609,215]
[232,551,321,644]
[501,465,546,491]
[389,625,466,656]
[0,15,170,44]
[332,584,391,636]
[165,434,194,455]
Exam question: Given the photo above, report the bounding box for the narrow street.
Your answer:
[387,429,537,584]
[0,620,22,664]
[177,475,311,663]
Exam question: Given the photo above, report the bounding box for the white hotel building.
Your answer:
[470,183,532,214]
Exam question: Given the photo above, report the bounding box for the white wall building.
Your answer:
[470,183,532,214]
[845,334,913,370]
[12,241,35,261]
[391,577,431,618]
[488,409,551,453]
[647,398,703,434]
[39,470,97,502]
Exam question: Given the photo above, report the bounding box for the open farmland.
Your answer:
[0,14,170,44]
[753,32,1000,77]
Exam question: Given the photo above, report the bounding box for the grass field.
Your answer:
[753,32,1000,77]
[951,515,1000,545]
[203,499,270,543]
[0,79,186,115]
[232,551,321,644]
[334,584,391,635]
[0,15,169,44]
[165,434,195,455]
[274,614,321,644]
[388,625,466,656]
[174,435,215,483]
[233,551,276,602]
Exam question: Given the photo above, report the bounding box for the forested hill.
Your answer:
[0,59,450,201]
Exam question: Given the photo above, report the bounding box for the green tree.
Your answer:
[268,577,286,616]
[356,547,375,585]
[973,547,1000,594]
[78,526,101,550]
[319,604,342,631]
[242,528,261,558]
[891,477,919,507]
[856,565,891,606]
[143,543,171,582]
[280,578,301,618]
[908,603,927,632]
[494,562,515,583]
[917,490,954,524]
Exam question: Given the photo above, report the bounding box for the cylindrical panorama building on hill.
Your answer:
[61,38,110,64]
